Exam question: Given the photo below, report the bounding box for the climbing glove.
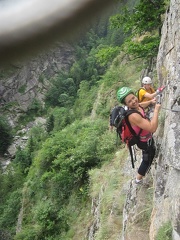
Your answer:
[156,86,166,94]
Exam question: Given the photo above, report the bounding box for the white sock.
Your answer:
[136,178,142,182]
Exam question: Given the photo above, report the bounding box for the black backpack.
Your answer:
[110,106,143,168]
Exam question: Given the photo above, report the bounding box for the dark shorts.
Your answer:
[137,138,156,176]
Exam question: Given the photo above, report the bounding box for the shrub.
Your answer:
[14,148,32,173]
[46,114,54,133]
[0,190,22,234]
[155,221,172,240]
[0,116,13,155]
[28,99,44,115]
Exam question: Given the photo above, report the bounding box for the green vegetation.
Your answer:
[134,185,154,227]
[38,73,45,83]
[12,120,116,239]
[46,114,55,133]
[0,116,13,155]
[14,147,32,174]
[0,65,18,79]
[95,45,120,67]
[110,0,166,63]
[88,149,128,239]
[0,0,168,239]
[0,101,18,111]
[28,99,44,115]
[18,84,26,94]
[155,221,172,240]
[17,98,46,127]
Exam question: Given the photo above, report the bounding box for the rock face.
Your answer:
[0,42,74,123]
[121,1,180,239]
[150,1,180,239]
[0,2,179,239]
[0,42,74,167]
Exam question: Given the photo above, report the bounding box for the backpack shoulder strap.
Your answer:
[125,109,143,137]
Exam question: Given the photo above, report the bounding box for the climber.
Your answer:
[136,76,165,119]
[116,86,161,184]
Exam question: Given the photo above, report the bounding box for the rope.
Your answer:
[161,107,180,113]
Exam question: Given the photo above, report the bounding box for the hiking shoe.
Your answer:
[132,179,143,185]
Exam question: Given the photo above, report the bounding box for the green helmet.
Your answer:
[117,87,134,103]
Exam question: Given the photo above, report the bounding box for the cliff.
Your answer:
[150,0,180,238]
[122,1,180,239]
[0,1,179,239]
[0,42,74,126]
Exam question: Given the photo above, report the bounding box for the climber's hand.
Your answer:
[151,98,156,105]
[156,86,166,94]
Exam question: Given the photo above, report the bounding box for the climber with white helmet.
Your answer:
[138,76,155,102]
[137,76,165,119]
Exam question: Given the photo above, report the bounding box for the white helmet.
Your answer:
[142,76,152,84]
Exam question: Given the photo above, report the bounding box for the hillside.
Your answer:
[0,1,179,240]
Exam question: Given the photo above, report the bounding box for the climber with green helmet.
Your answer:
[117,86,161,184]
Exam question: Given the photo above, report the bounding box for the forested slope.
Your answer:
[0,1,175,240]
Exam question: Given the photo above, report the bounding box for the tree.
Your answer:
[95,45,120,67]
[14,147,32,173]
[0,116,13,155]
[45,75,76,107]
[46,114,55,133]
[110,0,166,60]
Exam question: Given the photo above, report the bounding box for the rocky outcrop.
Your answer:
[121,150,155,240]
[0,117,46,170]
[150,0,180,239]
[121,1,180,239]
[0,42,74,167]
[86,187,104,240]
[0,42,74,125]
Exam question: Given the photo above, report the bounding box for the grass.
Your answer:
[58,147,129,240]
[18,84,27,94]
[88,148,129,239]
[0,65,18,79]
[155,221,172,240]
